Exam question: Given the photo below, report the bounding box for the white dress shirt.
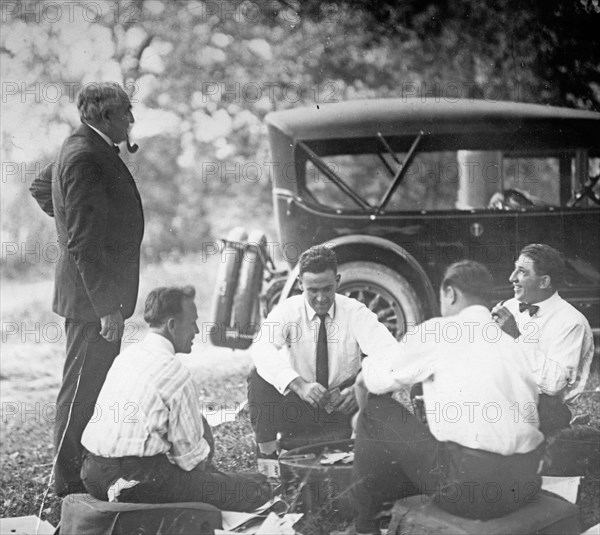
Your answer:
[504,293,594,404]
[252,294,399,394]
[81,332,211,471]
[362,305,545,456]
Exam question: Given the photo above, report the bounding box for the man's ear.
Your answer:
[166,316,176,333]
[335,273,341,289]
[539,275,551,290]
[297,275,304,291]
[446,285,457,304]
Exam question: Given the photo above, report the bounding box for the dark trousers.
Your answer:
[54,319,120,497]
[247,368,352,444]
[538,394,571,436]
[353,395,543,533]
[81,451,271,512]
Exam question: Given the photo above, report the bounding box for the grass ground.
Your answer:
[1,255,599,533]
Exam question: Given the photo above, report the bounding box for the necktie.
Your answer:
[519,302,540,316]
[316,314,328,388]
[113,144,120,154]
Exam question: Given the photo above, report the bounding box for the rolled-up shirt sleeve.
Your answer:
[167,382,210,471]
[522,345,569,397]
[520,323,587,398]
[252,307,300,394]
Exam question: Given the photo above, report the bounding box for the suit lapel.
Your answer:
[78,124,143,211]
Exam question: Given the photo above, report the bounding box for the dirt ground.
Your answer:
[1,271,599,532]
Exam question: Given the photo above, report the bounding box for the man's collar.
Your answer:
[143,331,175,355]
[520,291,560,317]
[84,122,115,148]
[458,304,491,320]
[304,298,336,320]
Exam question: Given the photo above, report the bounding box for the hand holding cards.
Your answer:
[324,387,342,414]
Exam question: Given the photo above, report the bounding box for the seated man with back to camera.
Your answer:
[248,245,398,459]
[492,243,594,435]
[80,286,271,511]
[352,261,545,535]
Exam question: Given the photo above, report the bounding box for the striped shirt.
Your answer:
[81,332,210,471]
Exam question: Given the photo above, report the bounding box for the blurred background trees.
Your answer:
[2,0,599,277]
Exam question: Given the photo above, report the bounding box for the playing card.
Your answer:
[324,387,342,414]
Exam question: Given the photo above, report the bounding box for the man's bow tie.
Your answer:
[113,144,120,154]
[519,302,539,316]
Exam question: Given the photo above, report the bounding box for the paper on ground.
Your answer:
[541,476,581,504]
[221,510,257,531]
[257,458,280,479]
[221,497,289,530]
[201,400,246,427]
[320,451,354,465]
[0,515,55,535]
[256,512,302,534]
[254,497,289,515]
[216,514,302,535]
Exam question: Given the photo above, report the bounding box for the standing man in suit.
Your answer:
[492,243,594,435]
[30,82,144,496]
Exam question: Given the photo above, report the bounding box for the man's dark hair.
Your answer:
[520,243,565,288]
[143,286,196,327]
[77,82,130,123]
[441,260,493,304]
[298,245,338,276]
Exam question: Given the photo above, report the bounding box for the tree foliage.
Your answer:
[2,0,598,275]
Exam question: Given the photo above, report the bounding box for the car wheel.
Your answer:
[209,226,247,347]
[263,275,288,316]
[337,261,424,339]
[230,230,267,349]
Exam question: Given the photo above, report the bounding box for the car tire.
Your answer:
[337,261,424,339]
[263,275,288,316]
[209,226,247,347]
[230,230,267,349]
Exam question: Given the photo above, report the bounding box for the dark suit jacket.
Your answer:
[37,124,144,321]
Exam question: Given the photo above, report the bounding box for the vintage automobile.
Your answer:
[209,99,600,349]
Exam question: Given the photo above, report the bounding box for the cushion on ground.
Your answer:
[387,491,580,535]
[59,493,222,535]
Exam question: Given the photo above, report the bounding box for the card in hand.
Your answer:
[325,387,342,414]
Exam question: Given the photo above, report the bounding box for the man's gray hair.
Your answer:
[77,82,130,124]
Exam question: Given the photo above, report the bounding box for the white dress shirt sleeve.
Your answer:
[362,318,439,394]
[252,306,301,394]
[527,322,588,396]
[351,304,400,358]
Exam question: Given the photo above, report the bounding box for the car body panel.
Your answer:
[266,99,600,329]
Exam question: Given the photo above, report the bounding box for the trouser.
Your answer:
[538,393,571,436]
[54,319,120,497]
[247,368,353,444]
[353,395,543,533]
[81,450,271,512]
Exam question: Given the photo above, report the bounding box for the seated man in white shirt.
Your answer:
[248,245,398,458]
[492,243,594,435]
[81,286,270,511]
[353,261,545,535]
